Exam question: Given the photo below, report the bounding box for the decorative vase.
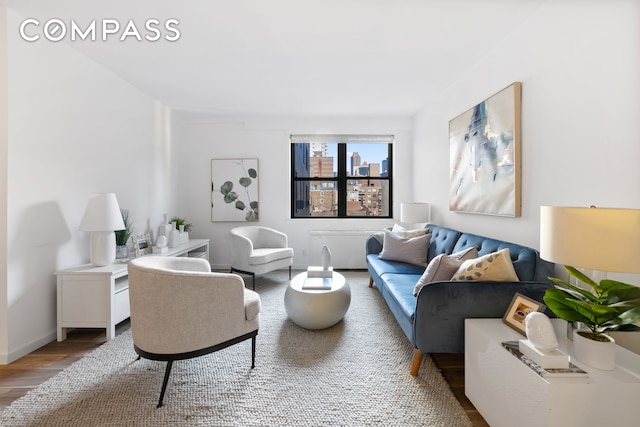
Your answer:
[572,329,616,370]
[321,245,332,270]
[115,245,128,259]
[169,222,180,248]
[158,214,172,239]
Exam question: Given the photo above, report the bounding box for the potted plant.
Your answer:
[115,209,134,259]
[170,216,192,233]
[543,266,640,370]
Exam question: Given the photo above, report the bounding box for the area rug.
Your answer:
[1,271,472,427]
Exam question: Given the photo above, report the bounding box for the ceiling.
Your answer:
[1,0,546,116]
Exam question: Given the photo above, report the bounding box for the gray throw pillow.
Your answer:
[379,230,431,266]
[413,247,479,296]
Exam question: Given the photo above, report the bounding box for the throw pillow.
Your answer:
[391,223,430,239]
[450,248,520,282]
[379,230,431,266]
[413,247,479,296]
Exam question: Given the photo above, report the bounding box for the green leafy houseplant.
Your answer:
[170,217,192,232]
[115,209,134,246]
[543,266,640,342]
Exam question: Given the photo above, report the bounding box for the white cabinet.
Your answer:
[56,239,209,341]
[465,319,640,427]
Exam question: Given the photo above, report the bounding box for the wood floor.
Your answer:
[0,323,488,426]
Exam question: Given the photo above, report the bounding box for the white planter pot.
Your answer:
[572,329,616,370]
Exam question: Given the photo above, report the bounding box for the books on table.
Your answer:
[302,277,333,290]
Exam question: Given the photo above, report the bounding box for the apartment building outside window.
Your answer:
[290,135,393,218]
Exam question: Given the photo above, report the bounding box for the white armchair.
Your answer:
[230,226,294,290]
[127,256,261,407]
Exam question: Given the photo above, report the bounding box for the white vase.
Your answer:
[572,329,616,370]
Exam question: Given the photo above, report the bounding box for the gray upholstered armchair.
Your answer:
[127,256,261,407]
[230,226,294,290]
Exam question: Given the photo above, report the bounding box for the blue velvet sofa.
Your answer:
[366,224,555,375]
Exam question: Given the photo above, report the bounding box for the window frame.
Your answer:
[290,135,393,219]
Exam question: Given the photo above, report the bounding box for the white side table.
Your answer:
[55,239,209,341]
[465,318,640,427]
[284,271,351,330]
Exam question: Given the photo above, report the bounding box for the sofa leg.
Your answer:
[368,276,373,288]
[410,349,423,376]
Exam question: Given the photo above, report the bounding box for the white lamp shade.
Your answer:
[79,193,125,231]
[400,202,430,224]
[540,206,640,273]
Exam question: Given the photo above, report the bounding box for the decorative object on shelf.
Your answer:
[168,222,180,248]
[157,213,172,244]
[79,193,125,267]
[449,82,522,217]
[540,206,640,370]
[518,312,568,369]
[400,202,430,229]
[524,312,559,352]
[170,216,192,233]
[153,235,169,254]
[132,233,152,257]
[502,292,546,335]
[115,209,134,259]
[211,158,259,222]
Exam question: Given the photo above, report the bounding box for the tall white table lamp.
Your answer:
[540,206,640,274]
[79,193,125,267]
[400,202,430,229]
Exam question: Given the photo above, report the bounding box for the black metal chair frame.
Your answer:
[135,330,258,408]
[230,266,292,290]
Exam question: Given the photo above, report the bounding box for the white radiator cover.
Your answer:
[309,230,376,269]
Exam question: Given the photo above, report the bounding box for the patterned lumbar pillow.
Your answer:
[379,230,431,266]
[413,247,479,296]
[450,247,519,282]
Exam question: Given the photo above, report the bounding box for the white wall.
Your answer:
[413,0,640,249]
[0,8,174,363]
[413,0,640,352]
[172,115,413,270]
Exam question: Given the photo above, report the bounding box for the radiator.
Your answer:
[309,230,376,269]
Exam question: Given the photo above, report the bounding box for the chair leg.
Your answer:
[251,336,256,369]
[251,272,255,291]
[288,266,292,279]
[157,360,174,408]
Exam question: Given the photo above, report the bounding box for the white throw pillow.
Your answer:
[450,248,519,282]
[391,223,430,239]
[413,247,479,296]
[379,230,431,266]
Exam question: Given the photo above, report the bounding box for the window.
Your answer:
[291,134,393,218]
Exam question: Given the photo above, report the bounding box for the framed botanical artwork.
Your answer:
[502,292,547,335]
[449,82,522,216]
[132,233,152,257]
[211,158,259,222]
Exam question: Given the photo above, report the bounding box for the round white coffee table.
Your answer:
[284,271,351,330]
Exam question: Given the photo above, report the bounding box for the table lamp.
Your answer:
[400,202,430,229]
[79,193,125,266]
[540,206,640,274]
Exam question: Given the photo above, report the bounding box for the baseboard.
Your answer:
[2,330,57,365]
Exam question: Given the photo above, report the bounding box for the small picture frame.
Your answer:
[502,292,546,335]
[132,233,152,257]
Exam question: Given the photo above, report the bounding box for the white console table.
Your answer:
[55,239,209,342]
[465,318,640,427]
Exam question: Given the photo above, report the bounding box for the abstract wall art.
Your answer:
[449,82,522,217]
[211,158,259,222]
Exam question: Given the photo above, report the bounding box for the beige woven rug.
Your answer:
[1,271,472,427]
